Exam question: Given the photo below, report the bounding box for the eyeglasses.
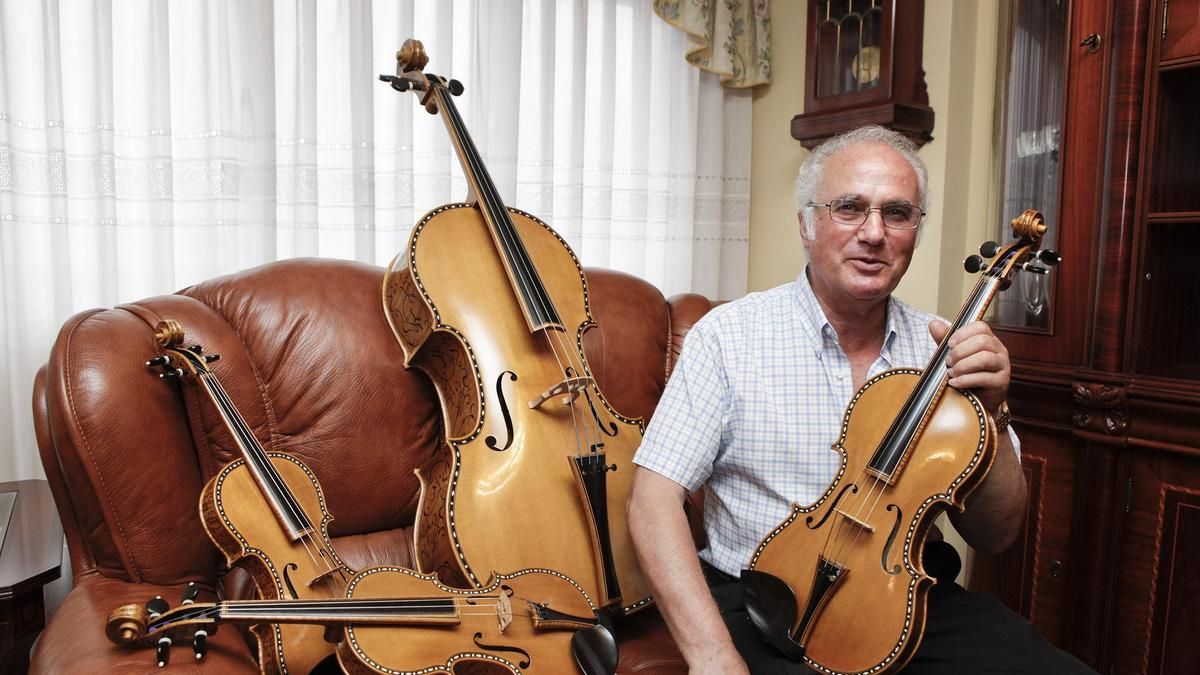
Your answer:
[808,198,926,230]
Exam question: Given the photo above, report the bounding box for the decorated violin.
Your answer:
[107,568,616,674]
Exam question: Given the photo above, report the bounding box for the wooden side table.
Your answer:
[0,480,63,674]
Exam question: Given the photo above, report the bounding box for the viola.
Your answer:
[107,567,616,674]
[378,40,650,615]
[148,319,352,673]
[741,211,1059,674]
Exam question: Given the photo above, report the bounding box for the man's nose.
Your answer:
[857,210,887,244]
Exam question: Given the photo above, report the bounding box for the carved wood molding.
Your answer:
[1072,381,1129,435]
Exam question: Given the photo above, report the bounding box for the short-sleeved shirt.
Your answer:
[633,268,1019,576]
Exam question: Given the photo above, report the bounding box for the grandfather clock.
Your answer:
[793,0,935,148]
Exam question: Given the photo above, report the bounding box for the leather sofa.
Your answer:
[31,257,718,674]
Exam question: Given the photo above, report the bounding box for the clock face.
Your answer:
[851,46,881,87]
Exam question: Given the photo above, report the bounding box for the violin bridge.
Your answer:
[497,592,513,633]
[833,508,875,533]
[528,376,594,409]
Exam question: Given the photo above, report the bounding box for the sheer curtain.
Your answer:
[0,0,751,483]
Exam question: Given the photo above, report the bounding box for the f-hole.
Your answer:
[282,563,301,599]
[473,632,532,669]
[485,371,518,451]
[880,504,903,576]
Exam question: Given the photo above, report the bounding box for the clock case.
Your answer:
[793,0,935,149]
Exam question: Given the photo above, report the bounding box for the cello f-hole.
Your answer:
[485,371,519,452]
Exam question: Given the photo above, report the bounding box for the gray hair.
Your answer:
[794,125,929,240]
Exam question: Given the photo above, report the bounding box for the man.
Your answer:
[627,125,1094,674]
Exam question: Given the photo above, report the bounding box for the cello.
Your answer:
[378,40,651,615]
[107,567,616,674]
[741,211,1059,674]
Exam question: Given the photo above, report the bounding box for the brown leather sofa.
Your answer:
[31,257,718,674]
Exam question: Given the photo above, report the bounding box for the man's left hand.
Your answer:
[929,319,1010,414]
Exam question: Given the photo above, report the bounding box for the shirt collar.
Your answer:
[793,266,900,364]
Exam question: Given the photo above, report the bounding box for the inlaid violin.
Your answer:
[742,210,1059,674]
[148,319,352,674]
[107,568,616,674]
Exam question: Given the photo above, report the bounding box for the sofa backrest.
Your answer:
[34,258,719,586]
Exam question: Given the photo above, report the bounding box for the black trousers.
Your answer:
[702,561,1097,675]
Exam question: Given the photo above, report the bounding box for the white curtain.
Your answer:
[0,0,751,484]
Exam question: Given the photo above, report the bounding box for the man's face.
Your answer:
[801,142,920,308]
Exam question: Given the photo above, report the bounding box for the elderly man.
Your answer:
[628,125,1094,674]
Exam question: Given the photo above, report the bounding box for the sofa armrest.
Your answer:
[31,573,257,674]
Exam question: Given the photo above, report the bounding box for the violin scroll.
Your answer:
[1010,208,1046,242]
[106,603,147,645]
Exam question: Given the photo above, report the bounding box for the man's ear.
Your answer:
[798,212,814,249]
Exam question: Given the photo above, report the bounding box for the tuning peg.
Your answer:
[159,368,184,379]
[1037,249,1061,266]
[156,636,172,668]
[188,345,203,354]
[193,630,208,660]
[204,354,221,363]
[181,582,199,605]
[146,355,169,367]
[979,241,1001,258]
[963,255,986,274]
[1019,262,1050,275]
[448,79,464,96]
[146,596,169,618]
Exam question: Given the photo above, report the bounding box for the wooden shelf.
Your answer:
[1146,211,1200,223]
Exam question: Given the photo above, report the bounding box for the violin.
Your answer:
[378,40,651,615]
[149,319,356,673]
[107,568,617,674]
[741,211,1059,674]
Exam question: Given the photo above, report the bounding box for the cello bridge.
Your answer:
[528,376,594,409]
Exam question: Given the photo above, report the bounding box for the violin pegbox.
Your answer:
[962,208,1060,284]
[145,319,220,380]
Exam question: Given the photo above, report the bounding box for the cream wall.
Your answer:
[746,1,1006,582]
[748,1,1004,320]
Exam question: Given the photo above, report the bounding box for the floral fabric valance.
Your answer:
[653,0,772,89]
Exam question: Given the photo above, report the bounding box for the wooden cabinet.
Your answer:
[972,0,1200,672]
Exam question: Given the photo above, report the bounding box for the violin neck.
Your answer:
[866,272,1007,481]
[198,372,315,540]
[429,80,563,334]
[214,597,461,626]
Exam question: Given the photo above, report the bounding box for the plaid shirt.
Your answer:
[634,268,1019,576]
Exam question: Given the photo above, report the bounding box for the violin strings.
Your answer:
[822,263,1008,570]
[200,370,345,586]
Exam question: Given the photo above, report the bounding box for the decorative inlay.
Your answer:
[1072,381,1129,435]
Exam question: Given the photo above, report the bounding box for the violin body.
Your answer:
[743,371,997,675]
[201,453,350,675]
[384,202,650,613]
[337,567,605,674]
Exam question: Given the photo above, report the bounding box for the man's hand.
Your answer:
[930,319,1010,414]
